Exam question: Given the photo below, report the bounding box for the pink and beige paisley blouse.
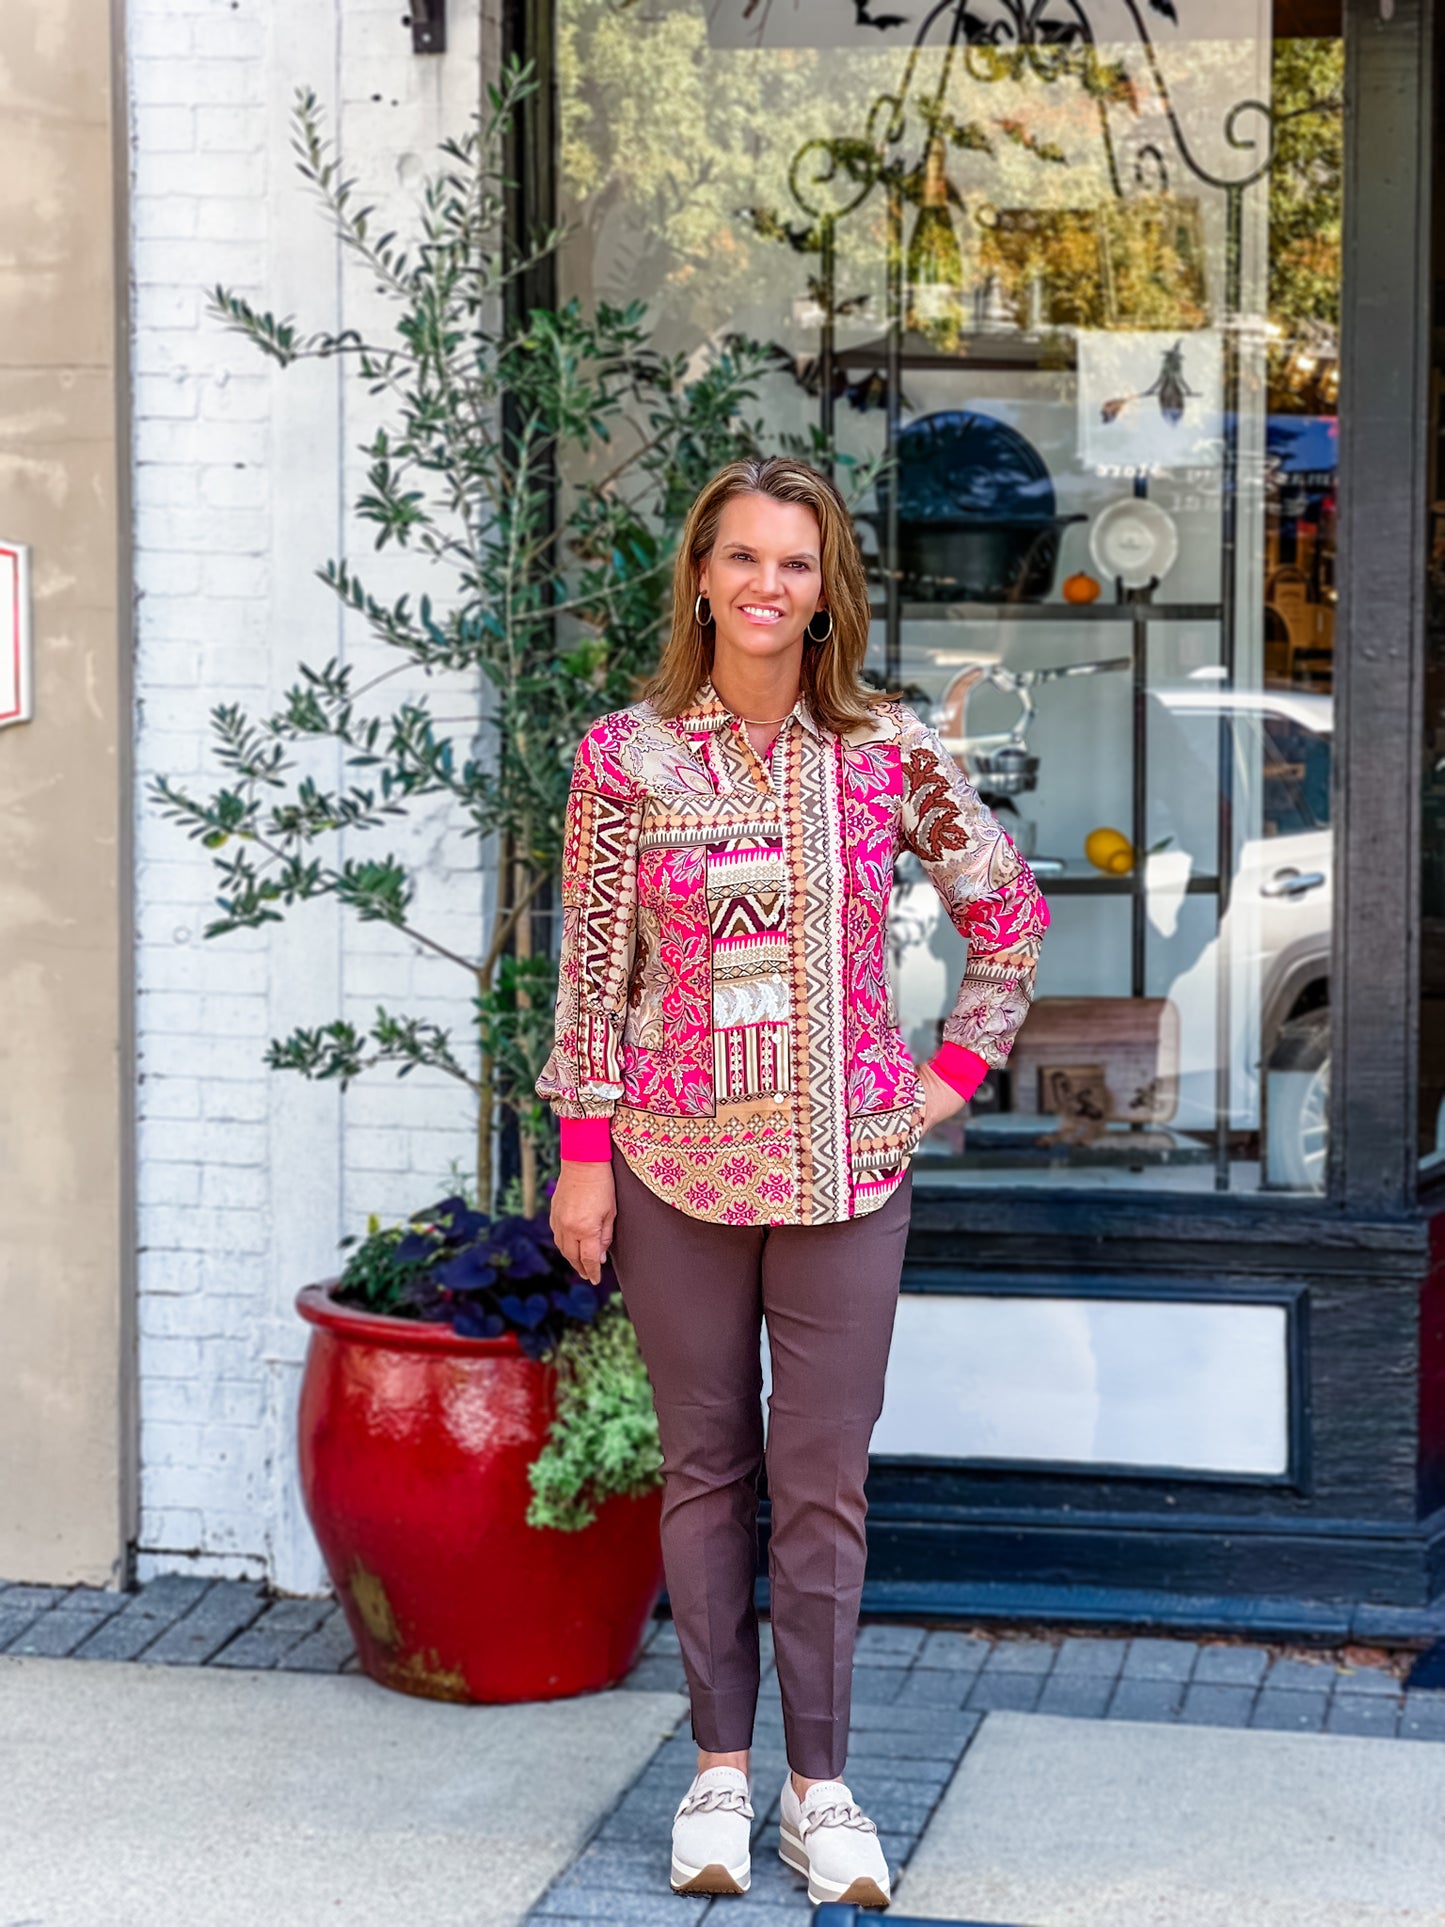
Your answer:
[536,678,1049,1226]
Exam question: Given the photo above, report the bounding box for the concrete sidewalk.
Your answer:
[9,1616,1445,1927]
[898,1710,1445,1925]
[0,1654,685,1927]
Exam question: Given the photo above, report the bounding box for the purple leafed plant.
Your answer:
[335,1190,615,1358]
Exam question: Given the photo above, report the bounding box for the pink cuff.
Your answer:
[559,1116,613,1162]
[927,1043,991,1102]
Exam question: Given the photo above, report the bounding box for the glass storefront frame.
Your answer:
[511,0,1445,1615]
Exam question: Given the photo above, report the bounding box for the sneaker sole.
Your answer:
[779,1822,890,1910]
[670,1854,750,1896]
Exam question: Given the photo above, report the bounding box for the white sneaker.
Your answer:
[670,1765,754,1895]
[779,1774,891,1909]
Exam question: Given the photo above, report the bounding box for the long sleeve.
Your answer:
[896,706,1050,1084]
[535,717,646,1157]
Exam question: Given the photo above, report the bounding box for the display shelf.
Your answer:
[833,327,1078,373]
[918,1117,1216,1170]
[1025,871,1221,899]
[869,598,1224,624]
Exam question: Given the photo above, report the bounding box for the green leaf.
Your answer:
[153,67,853,1212]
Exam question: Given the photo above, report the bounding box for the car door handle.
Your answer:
[1260,869,1326,899]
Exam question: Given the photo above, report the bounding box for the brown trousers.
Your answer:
[609,1150,911,1779]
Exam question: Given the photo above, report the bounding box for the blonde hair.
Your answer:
[645,455,880,737]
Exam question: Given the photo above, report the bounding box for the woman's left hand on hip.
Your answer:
[917,1059,968,1134]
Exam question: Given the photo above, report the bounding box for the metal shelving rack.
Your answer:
[780,2,1281,1189]
[870,552,1225,1003]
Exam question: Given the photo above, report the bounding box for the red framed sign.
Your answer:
[0,543,32,728]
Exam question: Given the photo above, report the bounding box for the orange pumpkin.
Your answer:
[1063,571,1102,605]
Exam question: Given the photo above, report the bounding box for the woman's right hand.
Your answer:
[550,1161,617,1285]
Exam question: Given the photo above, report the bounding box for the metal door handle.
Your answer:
[1260,869,1326,899]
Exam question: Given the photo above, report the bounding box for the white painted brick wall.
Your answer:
[129,0,491,1590]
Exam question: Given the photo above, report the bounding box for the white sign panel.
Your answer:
[1077,329,1225,475]
[0,543,33,728]
[869,1293,1290,1476]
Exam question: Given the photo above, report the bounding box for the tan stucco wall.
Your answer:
[0,0,132,1582]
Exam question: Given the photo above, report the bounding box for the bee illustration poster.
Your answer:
[1076,329,1224,474]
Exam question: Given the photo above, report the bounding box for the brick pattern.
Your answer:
[533,1619,980,1926]
[126,0,488,1588]
[0,1576,358,1670]
[9,1583,1445,1727]
[9,1584,1445,1918]
[519,1617,1445,1923]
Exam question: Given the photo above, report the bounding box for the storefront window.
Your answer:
[558,0,1343,1195]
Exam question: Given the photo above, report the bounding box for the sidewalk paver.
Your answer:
[1263,1656,1335,1690]
[6,1609,109,1658]
[964,1670,1045,1713]
[1106,1677,1186,1722]
[1036,1673,1115,1719]
[208,1596,336,1669]
[277,1604,358,1672]
[1119,1636,1199,1681]
[1194,1643,1270,1687]
[1325,1694,1403,1739]
[139,1579,268,1664]
[1052,1635,1127,1678]
[898,1710,1445,1925]
[915,1630,990,1673]
[854,1623,927,1666]
[1178,1681,1257,1727]
[1250,1686,1331,1733]
[975,1636,1056,1674]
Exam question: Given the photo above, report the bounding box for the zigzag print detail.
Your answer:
[711,896,784,940]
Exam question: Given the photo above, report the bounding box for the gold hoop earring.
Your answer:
[806,607,833,644]
[694,593,713,629]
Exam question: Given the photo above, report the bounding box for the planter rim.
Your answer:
[295,1279,529,1358]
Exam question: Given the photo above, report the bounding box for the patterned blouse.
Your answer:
[536,678,1049,1226]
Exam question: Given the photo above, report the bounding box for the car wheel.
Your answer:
[1265,1007,1330,1192]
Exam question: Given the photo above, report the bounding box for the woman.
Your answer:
[540,456,1047,1911]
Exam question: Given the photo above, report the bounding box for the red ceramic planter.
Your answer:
[295,1281,665,1703]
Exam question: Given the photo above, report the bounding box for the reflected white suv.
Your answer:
[891,687,1333,1190]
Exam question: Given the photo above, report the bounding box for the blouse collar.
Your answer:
[681,676,823,740]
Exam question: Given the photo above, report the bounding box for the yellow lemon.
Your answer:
[1085,827,1134,875]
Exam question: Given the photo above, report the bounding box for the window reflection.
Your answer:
[558,0,1344,1195]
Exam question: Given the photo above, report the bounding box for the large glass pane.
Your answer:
[557,0,1343,1195]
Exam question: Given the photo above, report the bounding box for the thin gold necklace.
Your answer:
[739,712,791,727]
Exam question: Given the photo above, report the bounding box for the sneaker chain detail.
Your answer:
[670,1765,754,1896]
[778,1774,891,1910]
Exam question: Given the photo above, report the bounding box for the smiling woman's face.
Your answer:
[698,493,825,678]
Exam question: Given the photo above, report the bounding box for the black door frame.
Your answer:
[1333,0,1435,1215]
